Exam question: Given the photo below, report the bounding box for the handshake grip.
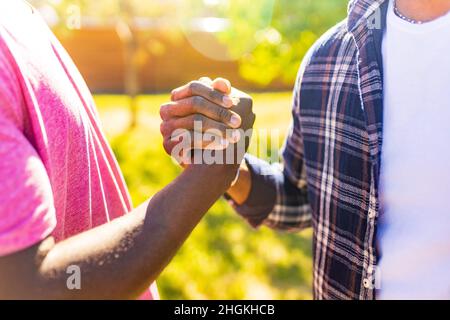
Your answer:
[160,78,255,167]
[228,88,256,152]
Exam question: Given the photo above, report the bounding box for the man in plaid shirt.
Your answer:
[163,0,450,300]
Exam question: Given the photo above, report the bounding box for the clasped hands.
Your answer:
[160,77,255,171]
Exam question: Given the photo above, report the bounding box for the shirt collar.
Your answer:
[347,0,388,31]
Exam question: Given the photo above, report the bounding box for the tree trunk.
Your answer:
[116,0,140,129]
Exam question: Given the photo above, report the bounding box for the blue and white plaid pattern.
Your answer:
[237,0,389,299]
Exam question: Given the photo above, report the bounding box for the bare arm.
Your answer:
[166,77,311,232]
[0,164,237,299]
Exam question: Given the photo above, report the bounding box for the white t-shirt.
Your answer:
[377,0,450,299]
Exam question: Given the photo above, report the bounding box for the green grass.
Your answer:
[94,92,313,300]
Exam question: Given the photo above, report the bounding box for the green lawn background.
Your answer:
[95,92,313,299]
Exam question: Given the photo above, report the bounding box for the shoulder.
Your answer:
[0,29,24,128]
[292,20,357,111]
[302,19,355,71]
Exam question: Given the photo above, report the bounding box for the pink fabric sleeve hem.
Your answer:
[0,214,57,257]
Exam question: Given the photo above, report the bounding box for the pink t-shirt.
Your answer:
[0,1,158,299]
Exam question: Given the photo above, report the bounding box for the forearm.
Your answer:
[0,164,237,299]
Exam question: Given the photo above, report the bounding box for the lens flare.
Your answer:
[176,0,276,61]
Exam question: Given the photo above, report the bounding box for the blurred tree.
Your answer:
[174,0,349,86]
[177,0,275,61]
[29,0,350,94]
[30,0,181,128]
[234,0,349,86]
[116,0,140,128]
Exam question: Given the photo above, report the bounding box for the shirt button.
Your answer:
[368,210,376,219]
[363,278,371,289]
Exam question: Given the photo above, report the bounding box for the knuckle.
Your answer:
[199,76,212,82]
[209,89,222,102]
[187,81,195,92]
[189,81,201,94]
[162,139,172,154]
[217,106,231,122]
[192,113,204,125]
[160,120,173,136]
[192,96,205,110]
[159,104,170,120]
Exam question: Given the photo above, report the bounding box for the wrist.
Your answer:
[188,163,240,187]
[225,160,251,205]
[230,168,241,187]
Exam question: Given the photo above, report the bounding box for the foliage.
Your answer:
[29,0,179,22]
[235,0,349,86]
[95,93,313,299]
[31,0,350,86]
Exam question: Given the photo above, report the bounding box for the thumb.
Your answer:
[212,78,232,94]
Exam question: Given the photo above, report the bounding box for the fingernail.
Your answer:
[229,114,241,128]
[170,90,177,101]
[222,95,234,108]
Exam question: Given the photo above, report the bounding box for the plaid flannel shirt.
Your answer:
[232,0,389,300]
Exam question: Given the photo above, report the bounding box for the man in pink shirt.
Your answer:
[0,0,253,299]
